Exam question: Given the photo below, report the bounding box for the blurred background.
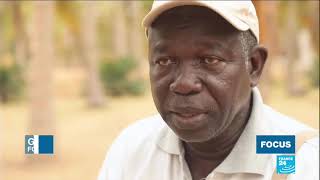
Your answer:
[0,1,318,180]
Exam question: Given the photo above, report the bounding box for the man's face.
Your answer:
[148,7,252,143]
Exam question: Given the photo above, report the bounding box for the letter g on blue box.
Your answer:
[256,135,295,154]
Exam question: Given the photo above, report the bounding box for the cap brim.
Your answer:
[142,1,249,32]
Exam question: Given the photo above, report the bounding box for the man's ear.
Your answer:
[248,45,268,87]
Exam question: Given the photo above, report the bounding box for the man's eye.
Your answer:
[200,57,220,65]
[156,58,176,66]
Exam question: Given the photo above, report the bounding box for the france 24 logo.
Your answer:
[277,155,295,174]
[25,135,54,154]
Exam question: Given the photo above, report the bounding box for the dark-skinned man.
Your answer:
[98,1,318,180]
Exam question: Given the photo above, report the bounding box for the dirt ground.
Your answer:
[0,82,318,180]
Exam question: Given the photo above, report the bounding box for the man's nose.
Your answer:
[169,72,202,95]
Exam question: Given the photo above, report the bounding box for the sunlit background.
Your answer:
[0,1,319,180]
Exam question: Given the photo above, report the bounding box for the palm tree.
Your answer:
[253,1,279,101]
[27,1,55,136]
[128,1,147,77]
[284,1,301,95]
[113,1,128,58]
[79,1,105,107]
[11,1,28,67]
[128,1,143,61]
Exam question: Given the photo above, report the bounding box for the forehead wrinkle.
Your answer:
[150,29,238,58]
[150,17,239,52]
[152,40,169,54]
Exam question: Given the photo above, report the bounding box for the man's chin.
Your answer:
[169,124,219,143]
[163,114,221,142]
[176,130,213,143]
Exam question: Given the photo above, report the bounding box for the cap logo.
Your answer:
[241,9,249,17]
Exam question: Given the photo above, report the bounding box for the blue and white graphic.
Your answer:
[256,135,295,154]
[277,155,295,174]
[25,135,54,154]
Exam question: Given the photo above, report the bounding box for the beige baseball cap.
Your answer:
[142,0,259,42]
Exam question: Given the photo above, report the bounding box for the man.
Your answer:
[98,1,319,180]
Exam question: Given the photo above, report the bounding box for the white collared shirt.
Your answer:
[98,88,319,180]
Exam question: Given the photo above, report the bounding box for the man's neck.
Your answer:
[183,113,248,160]
[182,96,252,179]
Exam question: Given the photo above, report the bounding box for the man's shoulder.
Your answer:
[98,115,166,180]
[262,104,316,134]
[120,114,165,136]
[263,104,319,154]
[112,114,165,150]
[262,105,319,179]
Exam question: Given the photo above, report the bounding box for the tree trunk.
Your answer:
[27,1,55,139]
[0,3,3,178]
[128,1,147,77]
[128,1,143,61]
[0,3,4,57]
[253,1,279,102]
[80,1,105,107]
[113,1,128,58]
[11,1,28,67]
[285,1,302,95]
[308,1,319,56]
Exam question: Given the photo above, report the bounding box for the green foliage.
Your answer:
[142,1,153,12]
[100,57,145,96]
[0,64,24,103]
[310,58,319,87]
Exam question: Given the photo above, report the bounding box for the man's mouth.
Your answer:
[173,112,203,118]
[169,107,208,130]
[170,106,208,114]
[175,113,200,118]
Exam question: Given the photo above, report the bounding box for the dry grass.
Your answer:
[1,93,158,180]
[0,73,318,180]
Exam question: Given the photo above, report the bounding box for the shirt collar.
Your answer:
[156,87,274,175]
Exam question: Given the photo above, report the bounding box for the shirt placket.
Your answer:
[178,151,193,180]
[178,149,219,180]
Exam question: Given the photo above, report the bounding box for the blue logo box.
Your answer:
[25,135,54,154]
[277,155,295,174]
[256,135,295,154]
